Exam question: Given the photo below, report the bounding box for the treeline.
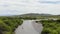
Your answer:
[0,17,23,34]
[39,19,60,34]
[18,16,60,20]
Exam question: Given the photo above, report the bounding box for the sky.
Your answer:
[0,0,60,15]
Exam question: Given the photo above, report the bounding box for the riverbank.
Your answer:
[0,17,23,34]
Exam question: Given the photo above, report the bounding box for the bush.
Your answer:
[0,17,23,34]
[40,20,60,34]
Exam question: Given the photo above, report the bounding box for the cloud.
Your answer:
[0,0,60,15]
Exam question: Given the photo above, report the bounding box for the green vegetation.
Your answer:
[39,19,60,34]
[0,17,23,34]
[0,13,60,34]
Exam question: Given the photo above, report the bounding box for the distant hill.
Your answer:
[19,13,52,17]
[17,13,60,19]
[1,13,60,18]
[0,13,60,19]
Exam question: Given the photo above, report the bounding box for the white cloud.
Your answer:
[0,0,60,15]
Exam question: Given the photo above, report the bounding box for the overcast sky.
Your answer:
[0,0,60,15]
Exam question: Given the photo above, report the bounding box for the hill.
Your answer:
[19,13,52,17]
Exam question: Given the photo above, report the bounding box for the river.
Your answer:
[15,20,43,34]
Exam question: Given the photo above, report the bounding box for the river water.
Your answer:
[15,20,43,34]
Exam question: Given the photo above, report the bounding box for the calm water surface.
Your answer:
[15,20,43,34]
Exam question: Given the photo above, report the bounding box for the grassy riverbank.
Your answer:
[38,19,60,34]
[0,17,23,34]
